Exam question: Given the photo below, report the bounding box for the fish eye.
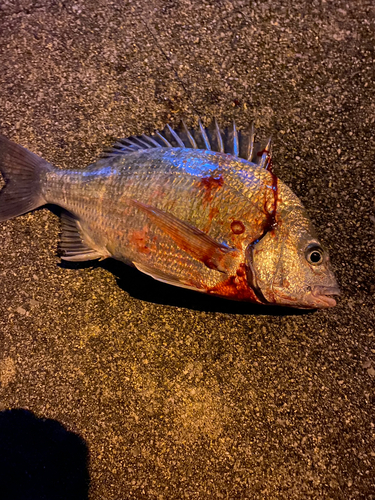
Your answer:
[305,244,324,266]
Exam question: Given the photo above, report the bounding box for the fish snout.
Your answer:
[311,284,341,308]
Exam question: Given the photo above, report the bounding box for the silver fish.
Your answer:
[0,120,340,308]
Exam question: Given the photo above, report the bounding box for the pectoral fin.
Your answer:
[132,200,238,272]
[134,262,202,291]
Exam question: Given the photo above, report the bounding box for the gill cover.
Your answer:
[247,186,340,309]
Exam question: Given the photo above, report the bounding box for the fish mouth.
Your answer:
[310,285,341,308]
[269,284,341,309]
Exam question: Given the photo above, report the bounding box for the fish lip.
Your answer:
[310,285,341,308]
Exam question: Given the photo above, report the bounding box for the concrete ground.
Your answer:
[0,0,374,498]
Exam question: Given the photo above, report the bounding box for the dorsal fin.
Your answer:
[101,121,272,167]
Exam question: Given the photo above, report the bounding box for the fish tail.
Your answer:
[0,135,53,221]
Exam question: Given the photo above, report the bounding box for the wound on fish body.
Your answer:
[230,220,245,235]
[199,174,224,203]
[0,119,340,309]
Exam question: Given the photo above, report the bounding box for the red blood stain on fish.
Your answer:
[266,158,273,172]
[199,174,224,202]
[257,148,273,172]
[230,220,245,235]
[203,206,220,233]
[207,263,262,303]
[208,206,220,222]
[268,172,278,230]
[129,228,150,254]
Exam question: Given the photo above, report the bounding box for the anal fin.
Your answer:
[59,212,107,262]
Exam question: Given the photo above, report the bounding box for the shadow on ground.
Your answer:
[60,257,313,316]
[0,409,90,500]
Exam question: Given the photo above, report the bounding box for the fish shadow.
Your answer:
[0,408,90,500]
[61,258,312,316]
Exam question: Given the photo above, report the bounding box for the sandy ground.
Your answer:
[0,0,374,499]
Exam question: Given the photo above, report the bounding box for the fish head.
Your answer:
[247,190,340,309]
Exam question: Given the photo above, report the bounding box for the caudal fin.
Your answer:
[0,135,53,221]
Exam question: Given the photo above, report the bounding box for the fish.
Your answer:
[0,120,340,309]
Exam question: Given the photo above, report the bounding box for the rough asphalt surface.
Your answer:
[0,1,374,499]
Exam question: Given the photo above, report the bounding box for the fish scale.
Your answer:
[43,148,272,291]
[0,121,340,308]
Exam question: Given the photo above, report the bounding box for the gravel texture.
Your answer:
[0,0,374,499]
